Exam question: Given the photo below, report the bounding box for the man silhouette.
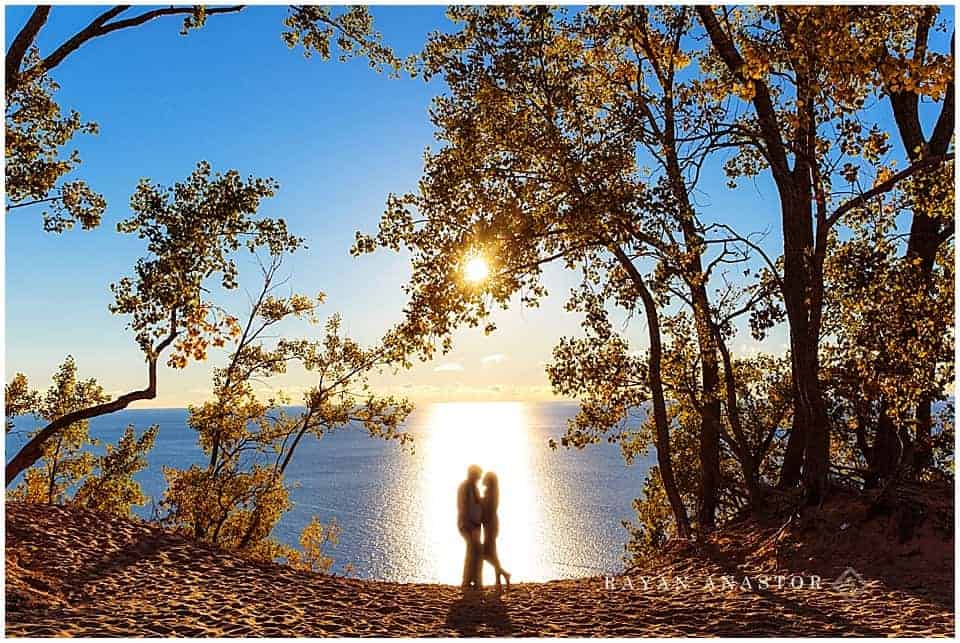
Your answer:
[457,464,484,590]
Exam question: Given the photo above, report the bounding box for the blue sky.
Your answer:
[4,6,951,407]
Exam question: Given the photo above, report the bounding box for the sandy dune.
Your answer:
[5,499,954,637]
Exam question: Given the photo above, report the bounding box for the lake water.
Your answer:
[6,401,653,583]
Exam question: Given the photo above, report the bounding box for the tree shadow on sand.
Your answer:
[445,590,514,636]
[693,541,891,636]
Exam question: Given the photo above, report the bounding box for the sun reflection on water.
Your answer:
[417,402,541,584]
[350,401,650,583]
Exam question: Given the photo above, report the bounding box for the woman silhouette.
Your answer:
[481,471,511,591]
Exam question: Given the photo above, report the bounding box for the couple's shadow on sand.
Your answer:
[445,591,513,636]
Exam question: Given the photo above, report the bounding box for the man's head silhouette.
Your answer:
[466,464,482,482]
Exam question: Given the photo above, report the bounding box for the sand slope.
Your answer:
[5,498,954,637]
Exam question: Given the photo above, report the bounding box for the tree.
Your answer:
[822,188,954,486]
[8,356,106,504]
[5,161,301,485]
[6,2,419,482]
[695,6,954,501]
[5,373,38,432]
[4,5,242,231]
[160,255,412,560]
[573,5,729,530]
[869,7,954,473]
[4,55,105,232]
[74,424,159,516]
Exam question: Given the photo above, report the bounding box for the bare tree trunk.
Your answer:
[715,328,763,507]
[781,191,830,504]
[794,336,830,504]
[868,400,903,487]
[689,283,721,531]
[778,407,805,489]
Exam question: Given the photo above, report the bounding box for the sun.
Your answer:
[463,255,490,283]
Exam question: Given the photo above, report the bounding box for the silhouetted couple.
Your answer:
[457,464,511,592]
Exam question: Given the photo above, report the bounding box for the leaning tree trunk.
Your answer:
[7,358,163,486]
[715,327,764,507]
[612,246,692,540]
[6,318,176,487]
[640,281,693,541]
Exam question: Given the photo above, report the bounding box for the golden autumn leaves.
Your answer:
[167,306,242,370]
[164,292,327,370]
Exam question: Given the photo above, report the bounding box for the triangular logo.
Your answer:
[832,567,865,594]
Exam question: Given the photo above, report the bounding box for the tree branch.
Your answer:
[696,6,791,180]
[826,153,955,227]
[27,5,244,80]
[929,32,955,156]
[6,196,63,210]
[5,310,178,487]
[5,6,51,91]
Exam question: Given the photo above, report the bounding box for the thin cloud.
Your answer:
[434,362,465,372]
[481,353,507,366]
[365,383,571,403]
